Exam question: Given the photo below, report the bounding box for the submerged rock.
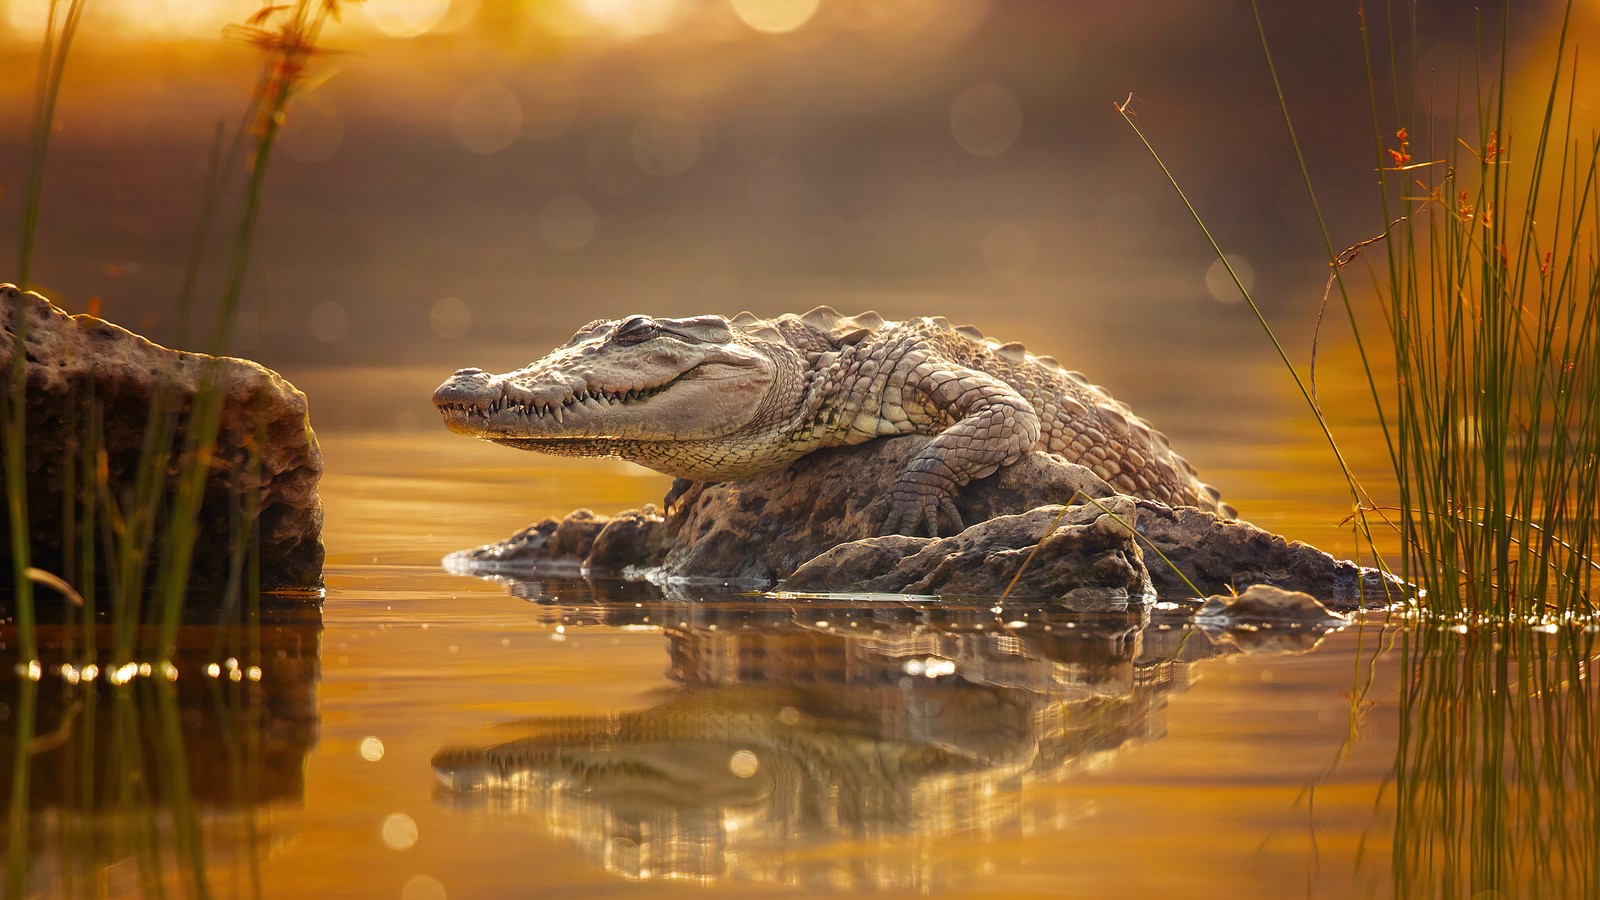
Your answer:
[447,506,667,574]
[1194,584,1351,626]
[454,433,1401,609]
[1192,585,1351,654]
[0,286,324,593]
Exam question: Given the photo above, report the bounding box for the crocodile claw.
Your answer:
[879,486,965,537]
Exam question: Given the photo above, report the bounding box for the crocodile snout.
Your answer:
[433,368,493,409]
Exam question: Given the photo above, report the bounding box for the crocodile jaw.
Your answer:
[433,348,776,444]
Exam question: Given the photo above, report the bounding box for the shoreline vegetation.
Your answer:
[4,1,340,895]
[1123,0,1599,625]
[1120,6,1600,893]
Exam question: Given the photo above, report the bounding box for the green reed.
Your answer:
[5,1,342,894]
[1359,1,1600,620]
[6,2,90,892]
[1120,0,1599,621]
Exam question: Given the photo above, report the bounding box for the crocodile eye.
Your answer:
[613,315,660,345]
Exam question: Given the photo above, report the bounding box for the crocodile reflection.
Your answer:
[435,574,1334,890]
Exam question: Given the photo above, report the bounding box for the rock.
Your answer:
[1191,585,1350,655]
[447,506,666,574]
[454,430,1402,610]
[1194,584,1350,626]
[587,506,668,571]
[783,502,1151,600]
[0,286,323,593]
[660,436,1117,583]
[1132,503,1402,605]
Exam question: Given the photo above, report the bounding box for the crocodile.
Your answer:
[433,308,1233,536]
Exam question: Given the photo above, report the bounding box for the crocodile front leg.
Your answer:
[879,356,1042,536]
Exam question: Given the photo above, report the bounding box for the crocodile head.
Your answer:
[434,314,794,477]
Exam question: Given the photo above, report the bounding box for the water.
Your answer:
[6,396,1599,899]
[0,426,1407,898]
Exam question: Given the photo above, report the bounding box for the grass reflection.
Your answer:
[1392,623,1600,897]
[0,608,321,898]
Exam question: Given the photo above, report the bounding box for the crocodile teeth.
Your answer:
[553,405,565,424]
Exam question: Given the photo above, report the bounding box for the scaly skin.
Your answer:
[433,308,1233,536]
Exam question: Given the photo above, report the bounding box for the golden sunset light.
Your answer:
[3,1,1599,898]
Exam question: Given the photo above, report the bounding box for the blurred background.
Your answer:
[0,0,1586,482]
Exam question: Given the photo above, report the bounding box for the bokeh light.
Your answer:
[730,0,820,34]
[359,736,386,762]
[540,193,598,251]
[280,102,345,164]
[309,301,349,342]
[578,0,683,36]
[381,813,419,850]
[362,0,451,38]
[982,224,1036,278]
[401,875,448,900]
[949,83,1023,158]
[729,749,760,777]
[450,83,523,155]
[1204,254,1255,304]
[631,109,701,177]
[4,0,230,38]
[429,297,471,339]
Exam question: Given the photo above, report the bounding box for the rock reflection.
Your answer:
[434,575,1336,890]
[0,601,322,895]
